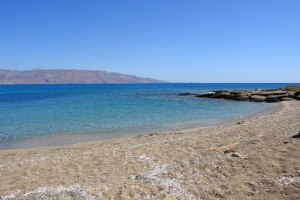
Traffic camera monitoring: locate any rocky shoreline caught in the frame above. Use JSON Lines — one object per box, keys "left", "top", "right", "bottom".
{"left": 179, "top": 87, "right": 300, "bottom": 103}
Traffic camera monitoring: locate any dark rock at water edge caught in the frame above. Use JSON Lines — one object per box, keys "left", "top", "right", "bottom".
{"left": 196, "top": 93, "right": 214, "bottom": 98}
{"left": 179, "top": 93, "right": 194, "bottom": 96}
{"left": 179, "top": 87, "right": 300, "bottom": 103}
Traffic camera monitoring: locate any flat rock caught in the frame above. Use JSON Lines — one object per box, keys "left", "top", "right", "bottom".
{"left": 233, "top": 94, "right": 249, "bottom": 101}
{"left": 210, "top": 93, "right": 227, "bottom": 98}
{"left": 230, "top": 90, "right": 246, "bottom": 95}
{"left": 252, "top": 90, "right": 287, "bottom": 96}
{"left": 223, "top": 94, "right": 236, "bottom": 100}
{"left": 281, "top": 97, "right": 293, "bottom": 101}
{"left": 265, "top": 97, "right": 280, "bottom": 103}
{"left": 287, "top": 91, "right": 295, "bottom": 97}
{"left": 267, "top": 94, "right": 288, "bottom": 99}
{"left": 250, "top": 95, "right": 267, "bottom": 102}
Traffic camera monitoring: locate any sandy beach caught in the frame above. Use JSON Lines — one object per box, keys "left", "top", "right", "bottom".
{"left": 1, "top": 100, "right": 300, "bottom": 199}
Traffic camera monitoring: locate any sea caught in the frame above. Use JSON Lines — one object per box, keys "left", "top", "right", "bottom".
{"left": 0, "top": 83, "right": 297, "bottom": 150}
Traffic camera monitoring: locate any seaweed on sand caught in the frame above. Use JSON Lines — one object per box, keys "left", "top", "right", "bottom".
{"left": 206, "top": 134, "right": 241, "bottom": 153}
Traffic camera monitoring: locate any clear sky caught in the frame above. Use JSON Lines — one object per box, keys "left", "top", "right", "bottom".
{"left": 0, "top": 0, "right": 299, "bottom": 83}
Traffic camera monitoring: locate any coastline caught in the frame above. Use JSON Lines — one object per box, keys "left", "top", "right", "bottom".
{"left": 1, "top": 101, "right": 300, "bottom": 199}
{"left": 1, "top": 102, "right": 275, "bottom": 150}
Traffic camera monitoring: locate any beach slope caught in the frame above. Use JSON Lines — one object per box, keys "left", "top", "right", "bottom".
{"left": 1, "top": 101, "right": 300, "bottom": 199}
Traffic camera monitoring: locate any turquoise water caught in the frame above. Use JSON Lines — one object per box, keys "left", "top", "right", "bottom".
{"left": 0, "top": 83, "right": 294, "bottom": 149}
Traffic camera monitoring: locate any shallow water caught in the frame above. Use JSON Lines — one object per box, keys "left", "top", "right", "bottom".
{"left": 0, "top": 83, "right": 291, "bottom": 149}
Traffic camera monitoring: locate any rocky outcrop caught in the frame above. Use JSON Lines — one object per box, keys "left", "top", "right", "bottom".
{"left": 179, "top": 88, "right": 300, "bottom": 103}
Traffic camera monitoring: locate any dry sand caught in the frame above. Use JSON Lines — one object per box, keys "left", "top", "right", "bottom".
{"left": 1, "top": 101, "right": 300, "bottom": 199}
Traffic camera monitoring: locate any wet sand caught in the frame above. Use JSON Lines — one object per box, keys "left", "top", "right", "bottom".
{"left": 1, "top": 101, "right": 300, "bottom": 199}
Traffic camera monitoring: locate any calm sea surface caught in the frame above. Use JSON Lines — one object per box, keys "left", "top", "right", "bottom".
{"left": 0, "top": 83, "right": 296, "bottom": 149}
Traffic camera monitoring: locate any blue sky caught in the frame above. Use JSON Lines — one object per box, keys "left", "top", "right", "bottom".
{"left": 0, "top": 0, "right": 299, "bottom": 83}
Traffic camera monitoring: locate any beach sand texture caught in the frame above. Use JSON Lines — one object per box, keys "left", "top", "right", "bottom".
{"left": 1, "top": 101, "right": 300, "bottom": 199}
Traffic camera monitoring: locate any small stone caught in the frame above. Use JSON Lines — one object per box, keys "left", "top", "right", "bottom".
{"left": 224, "top": 150, "right": 235, "bottom": 154}
{"left": 291, "top": 131, "right": 300, "bottom": 138}
{"left": 231, "top": 153, "right": 241, "bottom": 157}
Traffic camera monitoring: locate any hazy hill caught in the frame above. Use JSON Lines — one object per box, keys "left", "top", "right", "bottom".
{"left": 0, "top": 69, "right": 166, "bottom": 84}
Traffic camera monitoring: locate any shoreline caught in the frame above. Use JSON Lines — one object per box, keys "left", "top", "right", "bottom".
{"left": 1, "top": 101, "right": 300, "bottom": 199}
{"left": 1, "top": 103, "right": 275, "bottom": 150}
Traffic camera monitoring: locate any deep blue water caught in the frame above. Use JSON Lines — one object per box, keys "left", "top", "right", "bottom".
{"left": 0, "top": 83, "right": 298, "bottom": 149}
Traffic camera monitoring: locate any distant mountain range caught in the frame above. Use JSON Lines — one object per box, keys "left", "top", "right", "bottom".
{"left": 0, "top": 69, "right": 166, "bottom": 84}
